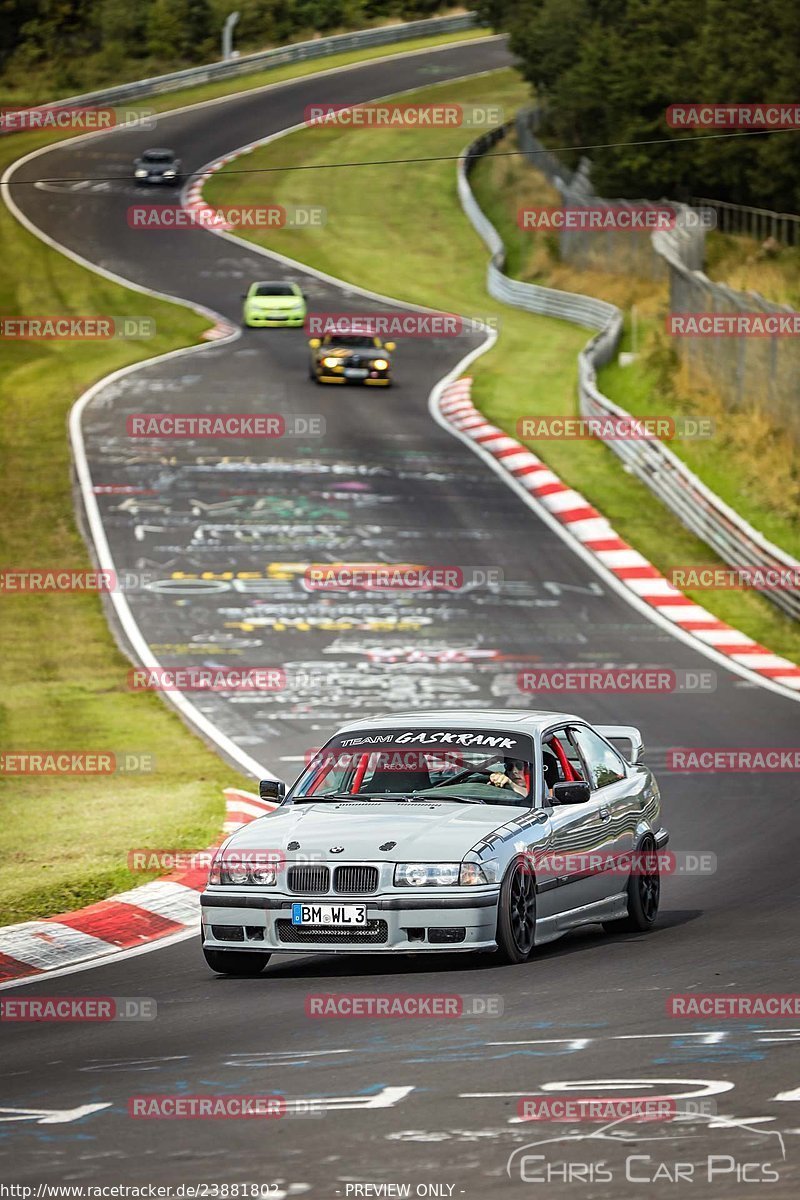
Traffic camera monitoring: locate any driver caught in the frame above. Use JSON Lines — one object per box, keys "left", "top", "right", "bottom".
{"left": 489, "top": 758, "right": 528, "bottom": 798}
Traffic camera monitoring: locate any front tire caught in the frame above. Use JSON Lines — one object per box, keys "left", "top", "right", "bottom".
{"left": 495, "top": 856, "right": 537, "bottom": 964}
{"left": 603, "top": 834, "right": 660, "bottom": 933}
{"left": 203, "top": 946, "right": 271, "bottom": 976}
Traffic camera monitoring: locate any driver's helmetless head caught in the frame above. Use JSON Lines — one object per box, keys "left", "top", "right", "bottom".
{"left": 505, "top": 759, "right": 526, "bottom": 779}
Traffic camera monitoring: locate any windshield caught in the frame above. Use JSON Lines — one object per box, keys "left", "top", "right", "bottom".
{"left": 325, "top": 335, "right": 378, "bottom": 348}
{"left": 254, "top": 283, "right": 295, "bottom": 296}
{"left": 290, "top": 728, "right": 536, "bottom": 807}
{"left": 142, "top": 150, "right": 174, "bottom": 163}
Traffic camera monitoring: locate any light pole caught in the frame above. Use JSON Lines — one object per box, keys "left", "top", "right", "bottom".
{"left": 222, "top": 11, "right": 240, "bottom": 62}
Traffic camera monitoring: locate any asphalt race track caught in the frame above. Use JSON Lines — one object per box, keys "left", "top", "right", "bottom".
{"left": 2, "top": 36, "right": 799, "bottom": 1198}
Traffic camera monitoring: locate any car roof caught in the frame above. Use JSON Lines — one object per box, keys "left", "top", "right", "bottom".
{"left": 252, "top": 279, "right": 298, "bottom": 287}
{"left": 334, "top": 709, "right": 585, "bottom": 735}
{"left": 143, "top": 148, "right": 175, "bottom": 155}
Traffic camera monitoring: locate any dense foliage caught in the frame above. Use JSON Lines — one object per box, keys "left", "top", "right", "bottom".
{"left": 478, "top": 0, "right": 800, "bottom": 211}
{"left": 1, "top": 0, "right": 452, "bottom": 97}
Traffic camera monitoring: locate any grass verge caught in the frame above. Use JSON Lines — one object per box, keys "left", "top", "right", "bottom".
{"left": 471, "top": 131, "right": 800, "bottom": 562}
{"left": 205, "top": 70, "right": 800, "bottom": 664}
{"left": 0, "top": 25, "right": 487, "bottom": 927}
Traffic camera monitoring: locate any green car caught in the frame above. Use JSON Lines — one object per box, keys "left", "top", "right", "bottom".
{"left": 242, "top": 280, "right": 307, "bottom": 328}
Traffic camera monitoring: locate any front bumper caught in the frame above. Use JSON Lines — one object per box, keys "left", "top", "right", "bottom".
{"left": 244, "top": 311, "right": 305, "bottom": 327}
{"left": 200, "top": 889, "right": 500, "bottom": 953}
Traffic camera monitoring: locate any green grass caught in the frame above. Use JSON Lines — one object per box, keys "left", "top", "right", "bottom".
{"left": 205, "top": 69, "right": 800, "bottom": 665}
{"left": 0, "top": 145, "right": 244, "bottom": 924}
{"left": 0, "top": 21, "right": 489, "bottom": 108}
{"left": 0, "top": 25, "right": 490, "bottom": 927}
{"left": 705, "top": 231, "right": 800, "bottom": 309}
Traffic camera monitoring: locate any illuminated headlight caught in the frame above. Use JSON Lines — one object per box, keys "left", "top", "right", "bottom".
{"left": 372, "top": 358, "right": 389, "bottom": 370}
{"left": 394, "top": 863, "right": 460, "bottom": 887}
{"left": 162, "top": 169, "right": 176, "bottom": 177}
{"left": 135, "top": 169, "right": 148, "bottom": 178}
{"left": 322, "top": 356, "right": 340, "bottom": 368}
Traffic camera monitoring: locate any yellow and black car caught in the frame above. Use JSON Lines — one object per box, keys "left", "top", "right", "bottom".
{"left": 308, "top": 333, "right": 395, "bottom": 386}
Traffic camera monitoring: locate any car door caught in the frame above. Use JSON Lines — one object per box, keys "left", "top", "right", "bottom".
{"left": 568, "top": 723, "right": 639, "bottom": 900}
{"left": 532, "top": 726, "right": 612, "bottom": 918}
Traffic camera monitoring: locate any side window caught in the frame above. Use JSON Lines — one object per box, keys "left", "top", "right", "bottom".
{"left": 570, "top": 727, "right": 627, "bottom": 790}
{"left": 543, "top": 728, "right": 585, "bottom": 793}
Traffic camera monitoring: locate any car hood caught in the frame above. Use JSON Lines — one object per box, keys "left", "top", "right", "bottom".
{"left": 225, "top": 801, "right": 519, "bottom": 861}
{"left": 138, "top": 163, "right": 176, "bottom": 174}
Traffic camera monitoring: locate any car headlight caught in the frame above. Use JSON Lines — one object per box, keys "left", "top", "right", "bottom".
{"left": 394, "top": 863, "right": 460, "bottom": 887}
{"left": 249, "top": 866, "right": 278, "bottom": 885}
{"left": 372, "top": 358, "right": 389, "bottom": 370}
{"left": 207, "top": 850, "right": 277, "bottom": 887}
{"left": 135, "top": 169, "right": 148, "bottom": 178}
{"left": 163, "top": 169, "right": 176, "bottom": 177}
{"left": 322, "top": 356, "right": 340, "bottom": 368}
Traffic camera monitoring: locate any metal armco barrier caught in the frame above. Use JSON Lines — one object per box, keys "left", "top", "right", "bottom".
{"left": 6, "top": 14, "right": 480, "bottom": 115}
{"left": 516, "top": 108, "right": 798, "bottom": 438}
{"left": 458, "top": 125, "right": 800, "bottom": 621}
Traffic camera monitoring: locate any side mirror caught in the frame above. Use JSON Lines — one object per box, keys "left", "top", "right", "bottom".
{"left": 259, "top": 779, "right": 286, "bottom": 803}
{"left": 308, "top": 337, "right": 321, "bottom": 348}
{"left": 384, "top": 341, "right": 396, "bottom": 351}
{"left": 552, "top": 781, "right": 591, "bottom": 805}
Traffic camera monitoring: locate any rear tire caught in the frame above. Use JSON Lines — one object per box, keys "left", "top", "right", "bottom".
{"left": 603, "top": 834, "right": 660, "bottom": 933}
{"left": 203, "top": 946, "right": 271, "bottom": 976}
{"left": 495, "top": 856, "right": 536, "bottom": 964}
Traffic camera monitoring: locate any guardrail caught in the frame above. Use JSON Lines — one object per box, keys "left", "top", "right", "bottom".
{"left": 8, "top": 13, "right": 481, "bottom": 113}
{"left": 457, "top": 124, "right": 800, "bottom": 620}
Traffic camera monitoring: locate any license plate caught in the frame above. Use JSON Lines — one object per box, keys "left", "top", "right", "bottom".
{"left": 291, "top": 903, "right": 367, "bottom": 926}
{"left": 344, "top": 367, "right": 368, "bottom": 379}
